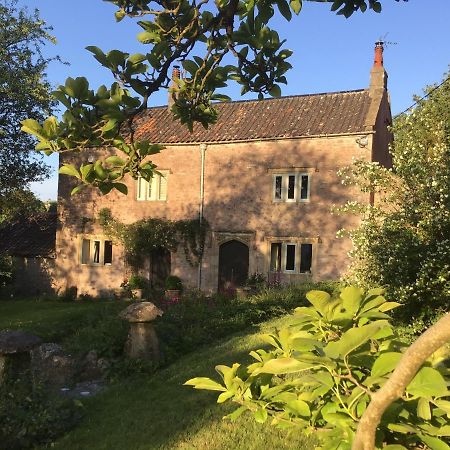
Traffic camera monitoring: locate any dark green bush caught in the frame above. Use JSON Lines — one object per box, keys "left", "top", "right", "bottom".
{"left": 164, "top": 275, "right": 183, "bottom": 291}
{"left": 0, "top": 378, "right": 83, "bottom": 449}
{"left": 128, "top": 274, "right": 149, "bottom": 290}
{"left": 0, "top": 253, "right": 13, "bottom": 288}
{"left": 63, "top": 311, "right": 128, "bottom": 358}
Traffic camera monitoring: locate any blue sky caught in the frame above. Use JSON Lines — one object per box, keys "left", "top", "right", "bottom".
{"left": 23, "top": 0, "right": 450, "bottom": 200}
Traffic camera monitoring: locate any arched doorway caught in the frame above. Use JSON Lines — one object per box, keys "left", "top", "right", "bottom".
{"left": 218, "top": 240, "right": 249, "bottom": 291}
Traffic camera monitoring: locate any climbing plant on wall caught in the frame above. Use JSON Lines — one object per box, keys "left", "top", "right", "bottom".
{"left": 98, "top": 208, "right": 208, "bottom": 269}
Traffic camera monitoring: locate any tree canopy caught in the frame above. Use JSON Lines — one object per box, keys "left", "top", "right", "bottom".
{"left": 0, "top": 0, "right": 55, "bottom": 197}
{"left": 22, "top": 0, "right": 406, "bottom": 196}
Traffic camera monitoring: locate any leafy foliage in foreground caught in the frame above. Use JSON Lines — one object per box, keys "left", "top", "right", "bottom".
{"left": 186, "top": 287, "right": 450, "bottom": 449}
{"left": 20, "top": 0, "right": 407, "bottom": 195}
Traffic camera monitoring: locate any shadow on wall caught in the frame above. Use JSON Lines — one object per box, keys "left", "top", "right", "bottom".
{"left": 10, "top": 256, "right": 56, "bottom": 297}
{"left": 56, "top": 138, "right": 367, "bottom": 294}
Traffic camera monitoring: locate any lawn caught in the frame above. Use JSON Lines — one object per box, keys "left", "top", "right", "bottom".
{"left": 0, "top": 288, "right": 333, "bottom": 449}
{"left": 48, "top": 315, "right": 315, "bottom": 450}
{"left": 0, "top": 298, "right": 126, "bottom": 344}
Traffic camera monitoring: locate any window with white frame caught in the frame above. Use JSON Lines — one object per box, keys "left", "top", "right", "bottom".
{"left": 272, "top": 173, "right": 310, "bottom": 202}
{"left": 270, "top": 242, "right": 312, "bottom": 274}
{"left": 137, "top": 171, "right": 168, "bottom": 201}
{"left": 81, "top": 238, "right": 113, "bottom": 265}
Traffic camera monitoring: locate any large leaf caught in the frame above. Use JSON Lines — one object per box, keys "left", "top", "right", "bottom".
{"left": 286, "top": 399, "right": 310, "bottom": 417}
{"left": 407, "top": 367, "right": 448, "bottom": 398}
{"left": 418, "top": 434, "right": 450, "bottom": 450}
{"left": 305, "top": 290, "right": 330, "bottom": 315}
{"left": 59, "top": 164, "right": 80, "bottom": 179}
{"left": 184, "top": 377, "right": 226, "bottom": 392}
{"left": 324, "top": 321, "right": 388, "bottom": 359}
{"left": 371, "top": 352, "right": 402, "bottom": 377}
{"left": 340, "top": 285, "right": 364, "bottom": 314}
{"left": 256, "top": 357, "right": 315, "bottom": 375}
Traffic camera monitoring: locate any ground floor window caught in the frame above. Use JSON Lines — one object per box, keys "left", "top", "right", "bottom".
{"left": 270, "top": 242, "right": 312, "bottom": 274}
{"left": 81, "top": 238, "right": 113, "bottom": 265}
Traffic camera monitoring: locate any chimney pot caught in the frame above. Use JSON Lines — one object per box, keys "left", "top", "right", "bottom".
{"left": 168, "top": 65, "right": 181, "bottom": 109}
{"left": 374, "top": 41, "right": 384, "bottom": 68}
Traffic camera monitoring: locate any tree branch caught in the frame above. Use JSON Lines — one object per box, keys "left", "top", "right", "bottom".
{"left": 352, "top": 313, "right": 450, "bottom": 450}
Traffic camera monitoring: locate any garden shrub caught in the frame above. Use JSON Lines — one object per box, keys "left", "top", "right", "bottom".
{"left": 0, "top": 253, "right": 13, "bottom": 288}
{"left": 0, "top": 377, "right": 83, "bottom": 449}
{"left": 186, "top": 286, "right": 450, "bottom": 449}
{"left": 63, "top": 310, "right": 128, "bottom": 358}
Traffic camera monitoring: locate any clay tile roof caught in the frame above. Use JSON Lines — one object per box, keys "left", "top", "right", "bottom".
{"left": 0, "top": 212, "right": 56, "bottom": 258}
{"left": 135, "top": 89, "right": 371, "bottom": 144}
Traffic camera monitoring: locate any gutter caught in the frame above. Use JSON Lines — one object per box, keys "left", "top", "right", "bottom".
{"left": 154, "top": 130, "right": 376, "bottom": 147}
{"left": 198, "top": 143, "right": 207, "bottom": 290}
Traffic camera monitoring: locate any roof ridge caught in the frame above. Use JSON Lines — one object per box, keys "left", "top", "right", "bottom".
{"left": 145, "top": 88, "right": 369, "bottom": 110}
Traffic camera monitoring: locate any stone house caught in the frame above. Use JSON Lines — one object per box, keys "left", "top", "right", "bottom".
{"left": 0, "top": 212, "right": 57, "bottom": 296}
{"left": 54, "top": 43, "right": 392, "bottom": 297}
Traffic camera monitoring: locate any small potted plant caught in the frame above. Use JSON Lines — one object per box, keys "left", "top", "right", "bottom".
{"left": 164, "top": 275, "right": 183, "bottom": 301}
{"left": 128, "top": 275, "right": 149, "bottom": 300}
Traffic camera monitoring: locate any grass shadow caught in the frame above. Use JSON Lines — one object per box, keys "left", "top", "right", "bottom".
{"left": 49, "top": 316, "right": 314, "bottom": 450}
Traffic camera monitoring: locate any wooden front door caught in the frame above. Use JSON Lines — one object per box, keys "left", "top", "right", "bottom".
{"left": 218, "top": 240, "right": 249, "bottom": 291}
{"left": 149, "top": 248, "right": 171, "bottom": 288}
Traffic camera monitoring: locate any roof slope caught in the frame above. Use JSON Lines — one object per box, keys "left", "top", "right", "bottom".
{"left": 0, "top": 212, "right": 56, "bottom": 258}
{"left": 136, "top": 89, "right": 371, "bottom": 144}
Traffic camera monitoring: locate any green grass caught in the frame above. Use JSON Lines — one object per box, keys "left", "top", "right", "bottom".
{"left": 47, "top": 316, "right": 315, "bottom": 450}
{"left": 0, "top": 298, "right": 125, "bottom": 342}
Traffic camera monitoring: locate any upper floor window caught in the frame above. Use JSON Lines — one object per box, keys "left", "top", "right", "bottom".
{"left": 137, "top": 171, "right": 168, "bottom": 201}
{"left": 273, "top": 173, "right": 310, "bottom": 202}
{"left": 81, "top": 238, "right": 113, "bottom": 265}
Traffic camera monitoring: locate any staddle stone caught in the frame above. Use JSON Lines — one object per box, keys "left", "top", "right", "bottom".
{"left": 119, "top": 302, "right": 163, "bottom": 361}
{"left": 0, "top": 330, "right": 42, "bottom": 384}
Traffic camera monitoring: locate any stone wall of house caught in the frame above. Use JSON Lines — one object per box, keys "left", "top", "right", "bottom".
{"left": 55, "top": 126, "right": 389, "bottom": 295}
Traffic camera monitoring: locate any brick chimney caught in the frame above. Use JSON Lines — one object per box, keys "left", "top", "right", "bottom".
{"left": 168, "top": 65, "right": 181, "bottom": 110}
{"left": 369, "top": 41, "right": 388, "bottom": 92}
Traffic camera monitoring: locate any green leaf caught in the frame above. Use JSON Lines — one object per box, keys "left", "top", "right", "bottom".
{"left": 115, "top": 9, "right": 126, "bottom": 22}
{"left": 21, "top": 119, "right": 46, "bottom": 140}
{"left": 70, "top": 185, "right": 85, "bottom": 196}
{"left": 383, "top": 446, "right": 407, "bottom": 450}
{"left": 184, "top": 377, "right": 226, "bottom": 392}
{"left": 418, "top": 434, "right": 450, "bottom": 450}
{"left": 182, "top": 60, "right": 198, "bottom": 76}
{"left": 289, "top": 0, "right": 302, "bottom": 15}
{"left": 417, "top": 397, "right": 431, "bottom": 420}
{"left": 224, "top": 406, "right": 247, "bottom": 421}
{"left": 371, "top": 1, "right": 382, "bottom": 13}
{"left": 371, "top": 352, "right": 402, "bottom": 377}
{"left": 113, "top": 183, "right": 128, "bottom": 195}
{"left": 379, "top": 302, "right": 402, "bottom": 312}
{"left": 268, "top": 85, "right": 281, "bottom": 97}
{"left": 254, "top": 408, "right": 268, "bottom": 423}
{"left": 340, "top": 285, "right": 364, "bottom": 314}
{"left": 80, "top": 164, "right": 94, "bottom": 180}
{"left": 407, "top": 367, "right": 448, "bottom": 398}
{"left": 286, "top": 399, "right": 310, "bottom": 417}
{"left": 277, "top": 0, "right": 292, "bottom": 20}
{"left": 324, "top": 321, "right": 388, "bottom": 359}
{"left": 128, "top": 53, "right": 147, "bottom": 65}
{"left": 105, "top": 156, "right": 126, "bottom": 166}
{"left": 256, "top": 357, "right": 315, "bottom": 375}
{"left": 217, "top": 391, "right": 234, "bottom": 403}
{"left": 59, "top": 164, "right": 80, "bottom": 179}
{"left": 305, "top": 290, "right": 330, "bottom": 314}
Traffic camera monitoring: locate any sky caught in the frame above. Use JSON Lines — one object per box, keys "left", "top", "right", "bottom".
{"left": 21, "top": 0, "right": 450, "bottom": 200}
